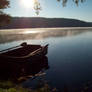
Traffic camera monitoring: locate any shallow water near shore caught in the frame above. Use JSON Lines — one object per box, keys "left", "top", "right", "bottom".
{"left": 0, "top": 27, "right": 92, "bottom": 91}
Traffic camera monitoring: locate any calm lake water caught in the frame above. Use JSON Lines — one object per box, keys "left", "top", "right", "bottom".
{"left": 0, "top": 27, "right": 92, "bottom": 92}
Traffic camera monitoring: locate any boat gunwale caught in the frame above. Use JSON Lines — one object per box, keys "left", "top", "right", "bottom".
{"left": 0, "top": 44, "right": 49, "bottom": 60}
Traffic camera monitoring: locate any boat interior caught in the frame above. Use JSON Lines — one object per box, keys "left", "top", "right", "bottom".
{"left": 1, "top": 45, "right": 42, "bottom": 57}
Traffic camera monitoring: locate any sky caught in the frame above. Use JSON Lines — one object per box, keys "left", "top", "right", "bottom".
{"left": 4, "top": 0, "right": 92, "bottom": 22}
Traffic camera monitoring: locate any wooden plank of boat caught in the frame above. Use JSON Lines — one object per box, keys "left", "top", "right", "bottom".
{"left": 0, "top": 42, "right": 49, "bottom": 62}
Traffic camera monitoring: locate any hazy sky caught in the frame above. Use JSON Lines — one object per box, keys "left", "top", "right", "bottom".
{"left": 4, "top": 0, "right": 92, "bottom": 22}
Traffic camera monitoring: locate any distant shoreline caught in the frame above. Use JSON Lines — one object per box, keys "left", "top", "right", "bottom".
{"left": 0, "top": 17, "right": 92, "bottom": 29}
{"left": 0, "top": 27, "right": 92, "bottom": 31}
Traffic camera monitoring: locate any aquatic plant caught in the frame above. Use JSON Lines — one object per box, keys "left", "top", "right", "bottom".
{"left": 0, "top": 81, "right": 57, "bottom": 92}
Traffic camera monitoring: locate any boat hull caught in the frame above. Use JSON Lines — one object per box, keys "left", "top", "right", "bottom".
{"left": 0, "top": 56, "right": 49, "bottom": 82}
{"left": 0, "top": 43, "right": 49, "bottom": 63}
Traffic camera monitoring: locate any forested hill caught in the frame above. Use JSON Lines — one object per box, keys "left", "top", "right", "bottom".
{"left": 0, "top": 17, "right": 92, "bottom": 29}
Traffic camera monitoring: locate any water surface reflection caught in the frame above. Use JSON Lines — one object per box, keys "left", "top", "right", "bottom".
{"left": 0, "top": 56, "right": 49, "bottom": 82}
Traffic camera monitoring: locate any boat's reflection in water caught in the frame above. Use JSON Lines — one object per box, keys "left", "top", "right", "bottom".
{"left": 0, "top": 56, "right": 49, "bottom": 82}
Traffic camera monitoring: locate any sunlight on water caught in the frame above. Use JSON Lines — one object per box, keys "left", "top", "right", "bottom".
{"left": 21, "top": 30, "right": 45, "bottom": 34}
{"left": 0, "top": 28, "right": 92, "bottom": 44}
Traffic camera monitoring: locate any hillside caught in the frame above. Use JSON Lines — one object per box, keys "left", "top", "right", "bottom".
{"left": 0, "top": 17, "right": 92, "bottom": 29}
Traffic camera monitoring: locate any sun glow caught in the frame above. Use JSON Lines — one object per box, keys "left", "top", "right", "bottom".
{"left": 22, "top": 30, "right": 45, "bottom": 34}
{"left": 22, "top": 0, "right": 34, "bottom": 9}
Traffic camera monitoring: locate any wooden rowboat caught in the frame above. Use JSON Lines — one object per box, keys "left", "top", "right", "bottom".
{"left": 0, "top": 42, "right": 49, "bottom": 62}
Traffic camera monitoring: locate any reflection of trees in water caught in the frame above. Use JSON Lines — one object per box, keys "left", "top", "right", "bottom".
{"left": 0, "top": 29, "right": 88, "bottom": 44}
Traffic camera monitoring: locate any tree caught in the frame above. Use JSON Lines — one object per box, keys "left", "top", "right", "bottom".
{"left": 0, "top": 0, "right": 11, "bottom": 26}
{"left": 34, "top": 0, "right": 86, "bottom": 14}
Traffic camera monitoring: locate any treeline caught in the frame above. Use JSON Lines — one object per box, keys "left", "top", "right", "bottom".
{"left": 0, "top": 17, "right": 92, "bottom": 29}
